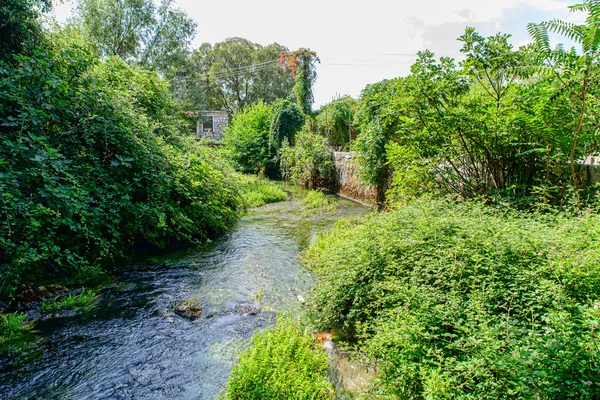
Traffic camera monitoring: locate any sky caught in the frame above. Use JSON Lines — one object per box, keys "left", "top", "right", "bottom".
{"left": 53, "top": 0, "right": 581, "bottom": 107}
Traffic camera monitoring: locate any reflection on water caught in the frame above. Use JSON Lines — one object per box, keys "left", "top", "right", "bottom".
{"left": 0, "top": 184, "right": 368, "bottom": 400}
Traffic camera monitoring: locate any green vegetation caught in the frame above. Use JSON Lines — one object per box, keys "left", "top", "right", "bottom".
{"left": 280, "top": 129, "right": 334, "bottom": 188}
{"left": 41, "top": 289, "right": 97, "bottom": 314}
{"left": 223, "top": 102, "right": 273, "bottom": 174}
{"left": 303, "top": 198, "right": 600, "bottom": 398}
{"left": 181, "top": 38, "right": 295, "bottom": 114}
{"left": 315, "top": 95, "right": 357, "bottom": 149}
{"left": 224, "top": 317, "right": 333, "bottom": 400}
{"left": 269, "top": 99, "right": 304, "bottom": 150}
{"left": 0, "top": 1, "right": 240, "bottom": 298}
{"left": 0, "top": 312, "right": 33, "bottom": 354}
{"left": 279, "top": 49, "right": 320, "bottom": 116}
{"left": 303, "top": 190, "right": 338, "bottom": 214}
{"left": 237, "top": 175, "right": 287, "bottom": 208}
{"left": 75, "top": 0, "right": 196, "bottom": 75}
{"left": 290, "top": 1, "right": 599, "bottom": 207}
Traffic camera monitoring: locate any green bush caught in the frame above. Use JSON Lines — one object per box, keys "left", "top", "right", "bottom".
{"left": 223, "top": 102, "right": 273, "bottom": 174}
{"left": 269, "top": 99, "right": 304, "bottom": 151}
{"left": 225, "top": 316, "right": 334, "bottom": 400}
{"left": 280, "top": 129, "right": 334, "bottom": 188}
{"left": 236, "top": 174, "right": 287, "bottom": 208}
{"left": 303, "top": 199, "right": 600, "bottom": 399}
{"left": 0, "top": 40, "right": 240, "bottom": 297}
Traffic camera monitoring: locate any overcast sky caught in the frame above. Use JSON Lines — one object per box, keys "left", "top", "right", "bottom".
{"left": 53, "top": 0, "right": 580, "bottom": 107}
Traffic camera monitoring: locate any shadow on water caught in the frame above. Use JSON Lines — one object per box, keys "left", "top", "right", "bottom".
{"left": 0, "top": 183, "right": 369, "bottom": 400}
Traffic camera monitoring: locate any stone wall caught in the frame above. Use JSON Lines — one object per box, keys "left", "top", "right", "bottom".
{"left": 198, "top": 110, "right": 228, "bottom": 141}
{"left": 583, "top": 165, "right": 600, "bottom": 186}
{"left": 332, "top": 152, "right": 377, "bottom": 206}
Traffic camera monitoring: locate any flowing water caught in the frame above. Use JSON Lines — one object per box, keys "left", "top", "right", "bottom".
{"left": 0, "top": 184, "right": 368, "bottom": 400}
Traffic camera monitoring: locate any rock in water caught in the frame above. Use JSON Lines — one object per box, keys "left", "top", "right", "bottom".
{"left": 174, "top": 304, "right": 202, "bottom": 320}
{"left": 297, "top": 295, "right": 306, "bottom": 304}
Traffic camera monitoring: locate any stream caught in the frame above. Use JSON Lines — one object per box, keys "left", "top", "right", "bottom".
{"left": 0, "top": 184, "right": 368, "bottom": 400}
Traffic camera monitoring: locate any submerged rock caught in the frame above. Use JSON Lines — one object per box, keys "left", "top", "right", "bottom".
{"left": 234, "top": 304, "right": 259, "bottom": 316}
{"left": 317, "top": 332, "right": 377, "bottom": 397}
{"left": 174, "top": 304, "right": 202, "bottom": 320}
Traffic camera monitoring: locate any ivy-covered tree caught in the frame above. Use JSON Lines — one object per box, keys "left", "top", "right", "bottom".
{"left": 316, "top": 96, "right": 357, "bottom": 148}
{"left": 269, "top": 99, "right": 304, "bottom": 151}
{"left": 279, "top": 48, "right": 320, "bottom": 116}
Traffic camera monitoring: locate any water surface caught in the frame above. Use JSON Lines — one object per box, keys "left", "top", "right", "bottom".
{"left": 0, "top": 184, "right": 368, "bottom": 400}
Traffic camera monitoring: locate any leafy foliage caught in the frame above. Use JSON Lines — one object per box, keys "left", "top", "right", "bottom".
{"left": 269, "top": 99, "right": 304, "bottom": 151}
{"left": 0, "top": 0, "right": 50, "bottom": 60}
{"left": 225, "top": 316, "right": 333, "bottom": 400}
{"left": 0, "top": 311, "right": 33, "bottom": 354}
{"left": 302, "top": 190, "right": 338, "bottom": 214}
{"left": 528, "top": 0, "right": 600, "bottom": 190}
{"left": 303, "top": 198, "right": 600, "bottom": 398}
{"left": 178, "top": 39, "right": 295, "bottom": 114}
{"left": 315, "top": 96, "right": 357, "bottom": 149}
{"left": 0, "top": 38, "right": 240, "bottom": 296}
{"left": 223, "top": 102, "right": 273, "bottom": 174}
{"left": 280, "top": 129, "right": 334, "bottom": 188}
{"left": 75, "top": 0, "right": 196, "bottom": 74}
{"left": 353, "top": 12, "right": 600, "bottom": 205}
{"left": 279, "top": 49, "right": 320, "bottom": 116}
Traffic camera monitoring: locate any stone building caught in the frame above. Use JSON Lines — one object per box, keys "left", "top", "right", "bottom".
{"left": 195, "top": 110, "right": 228, "bottom": 141}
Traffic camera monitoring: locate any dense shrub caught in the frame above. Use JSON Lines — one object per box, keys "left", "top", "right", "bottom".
{"left": 225, "top": 317, "right": 333, "bottom": 400}
{"left": 223, "top": 102, "right": 273, "bottom": 174}
{"left": 269, "top": 99, "right": 304, "bottom": 151}
{"left": 315, "top": 96, "right": 357, "bottom": 149}
{"left": 0, "top": 41, "right": 240, "bottom": 296}
{"left": 0, "top": 0, "right": 49, "bottom": 60}
{"left": 303, "top": 199, "right": 600, "bottom": 398}
{"left": 280, "top": 129, "right": 334, "bottom": 188}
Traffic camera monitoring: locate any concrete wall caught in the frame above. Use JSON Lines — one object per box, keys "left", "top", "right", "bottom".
{"left": 332, "top": 152, "right": 378, "bottom": 206}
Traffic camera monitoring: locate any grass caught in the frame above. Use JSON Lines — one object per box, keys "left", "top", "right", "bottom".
{"left": 303, "top": 198, "right": 600, "bottom": 399}
{"left": 303, "top": 190, "right": 338, "bottom": 214}
{"left": 237, "top": 174, "right": 287, "bottom": 208}
{"left": 41, "top": 288, "right": 97, "bottom": 314}
{"left": 224, "top": 316, "right": 334, "bottom": 399}
{"left": 0, "top": 312, "right": 34, "bottom": 354}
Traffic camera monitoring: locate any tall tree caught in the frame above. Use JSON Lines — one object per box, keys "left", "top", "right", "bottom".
{"left": 180, "top": 38, "right": 295, "bottom": 113}
{"left": 0, "top": 0, "right": 50, "bottom": 60}
{"left": 75, "top": 0, "right": 195, "bottom": 74}
{"left": 528, "top": 0, "right": 600, "bottom": 189}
